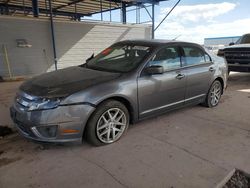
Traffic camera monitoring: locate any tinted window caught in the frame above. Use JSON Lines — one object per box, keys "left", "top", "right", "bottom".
{"left": 86, "top": 44, "right": 151, "bottom": 73}
{"left": 148, "top": 47, "right": 180, "bottom": 71}
{"left": 204, "top": 53, "right": 211, "bottom": 62}
{"left": 183, "top": 46, "right": 206, "bottom": 66}
{"left": 236, "top": 34, "right": 250, "bottom": 44}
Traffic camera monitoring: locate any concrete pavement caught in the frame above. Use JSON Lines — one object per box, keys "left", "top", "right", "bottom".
{"left": 0, "top": 72, "right": 250, "bottom": 188}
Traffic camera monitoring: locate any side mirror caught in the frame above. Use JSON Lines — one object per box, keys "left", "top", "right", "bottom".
{"left": 144, "top": 65, "right": 164, "bottom": 75}
{"left": 229, "top": 42, "right": 235, "bottom": 46}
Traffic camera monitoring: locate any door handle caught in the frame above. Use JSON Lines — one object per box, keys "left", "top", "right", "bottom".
{"left": 176, "top": 73, "right": 185, "bottom": 80}
{"left": 209, "top": 67, "right": 215, "bottom": 72}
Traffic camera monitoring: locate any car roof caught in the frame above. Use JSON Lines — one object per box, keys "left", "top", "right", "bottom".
{"left": 116, "top": 39, "right": 202, "bottom": 48}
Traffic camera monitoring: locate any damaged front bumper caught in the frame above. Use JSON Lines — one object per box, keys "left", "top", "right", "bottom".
{"left": 10, "top": 102, "right": 95, "bottom": 143}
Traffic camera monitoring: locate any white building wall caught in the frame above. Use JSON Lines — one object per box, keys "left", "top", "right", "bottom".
{"left": 0, "top": 16, "right": 151, "bottom": 77}
{"left": 204, "top": 36, "right": 240, "bottom": 46}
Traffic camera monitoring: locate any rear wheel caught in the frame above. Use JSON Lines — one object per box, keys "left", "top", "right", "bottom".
{"left": 85, "top": 100, "right": 129, "bottom": 146}
{"left": 203, "top": 80, "right": 222, "bottom": 108}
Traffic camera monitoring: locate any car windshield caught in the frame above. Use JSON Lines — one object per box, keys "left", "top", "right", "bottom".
{"left": 236, "top": 34, "right": 250, "bottom": 44}
{"left": 85, "top": 44, "right": 151, "bottom": 73}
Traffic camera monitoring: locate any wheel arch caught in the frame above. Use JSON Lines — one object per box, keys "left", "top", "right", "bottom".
{"left": 98, "top": 96, "right": 135, "bottom": 124}
{"left": 83, "top": 96, "right": 136, "bottom": 137}
{"left": 214, "top": 77, "right": 224, "bottom": 94}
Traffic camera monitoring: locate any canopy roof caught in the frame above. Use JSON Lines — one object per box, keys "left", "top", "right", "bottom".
{"left": 0, "top": 0, "right": 167, "bottom": 18}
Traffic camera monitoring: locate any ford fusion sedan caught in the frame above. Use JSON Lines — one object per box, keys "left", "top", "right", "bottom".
{"left": 10, "top": 40, "right": 228, "bottom": 146}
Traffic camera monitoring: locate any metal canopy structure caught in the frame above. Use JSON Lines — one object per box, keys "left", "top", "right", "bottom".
{"left": 0, "top": 0, "right": 166, "bottom": 19}
{"left": 0, "top": 0, "right": 180, "bottom": 70}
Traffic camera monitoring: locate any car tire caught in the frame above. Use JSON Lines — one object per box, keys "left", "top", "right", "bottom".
{"left": 85, "top": 100, "right": 129, "bottom": 146}
{"left": 203, "top": 80, "right": 222, "bottom": 108}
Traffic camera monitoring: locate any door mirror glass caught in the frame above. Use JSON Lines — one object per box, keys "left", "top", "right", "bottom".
{"left": 144, "top": 65, "right": 164, "bottom": 75}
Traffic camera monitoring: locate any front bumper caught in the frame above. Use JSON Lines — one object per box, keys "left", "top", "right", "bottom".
{"left": 228, "top": 63, "right": 250, "bottom": 72}
{"left": 10, "top": 103, "right": 95, "bottom": 143}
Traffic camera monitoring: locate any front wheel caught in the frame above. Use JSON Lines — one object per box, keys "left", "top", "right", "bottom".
{"left": 203, "top": 80, "right": 222, "bottom": 108}
{"left": 85, "top": 100, "right": 129, "bottom": 146}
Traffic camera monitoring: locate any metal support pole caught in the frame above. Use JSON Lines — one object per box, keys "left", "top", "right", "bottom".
{"left": 142, "top": 4, "right": 152, "bottom": 19}
{"left": 74, "top": 3, "right": 79, "bottom": 21}
{"left": 154, "top": 0, "right": 181, "bottom": 32}
{"left": 109, "top": 0, "right": 112, "bottom": 22}
{"left": 48, "top": 0, "right": 58, "bottom": 70}
{"left": 138, "top": 6, "right": 140, "bottom": 24}
{"left": 151, "top": 3, "right": 155, "bottom": 39}
{"left": 136, "top": 5, "right": 139, "bottom": 24}
{"left": 44, "top": 0, "right": 47, "bottom": 16}
{"left": 32, "top": 0, "right": 39, "bottom": 17}
{"left": 5, "top": 3, "right": 9, "bottom": 15}
{"left": 100, "top": 0, "right": 103, "bottom": 21}
{"left": 121, "top": 2, "right": 126, "bottom": 24}
{"left": 22, "top": 0, "right": 25, "bottom": 14}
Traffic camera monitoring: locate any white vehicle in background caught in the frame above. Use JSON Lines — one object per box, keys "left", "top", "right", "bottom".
{"left": 217, "top": 33, "right": 250, "bottom": 73}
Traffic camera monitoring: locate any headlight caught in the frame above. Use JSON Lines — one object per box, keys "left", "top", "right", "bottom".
{"left": 28, "top": 98, "right": 61, "bottom": 111}
{"left": 217, "top": 49, "right": 225, "bottom": 57}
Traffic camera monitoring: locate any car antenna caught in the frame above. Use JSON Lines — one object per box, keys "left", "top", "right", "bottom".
{"left": 172, "top": 35, "right": 181, "bottom": 40}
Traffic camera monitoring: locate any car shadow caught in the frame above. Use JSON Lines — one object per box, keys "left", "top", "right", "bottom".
{"left": 228, "top": 72, "right": 250, "bottom": 86}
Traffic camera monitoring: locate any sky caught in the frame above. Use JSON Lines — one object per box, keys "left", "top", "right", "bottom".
{"left": 84, "top": 0, "right": 250, "bottom": 44}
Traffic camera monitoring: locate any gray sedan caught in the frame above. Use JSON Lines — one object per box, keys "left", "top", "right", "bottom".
{"left": 10, "top": 40, "right": 228, "bottom": 146}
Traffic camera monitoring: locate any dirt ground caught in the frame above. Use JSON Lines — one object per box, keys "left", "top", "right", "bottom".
{"left": 0, "top": 81, "right": 21, "bottom": 128}
{"left": 0, "top": 72, "right": 250, "bottom": 188}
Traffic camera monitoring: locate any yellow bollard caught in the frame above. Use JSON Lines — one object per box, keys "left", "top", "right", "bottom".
{"left": 2, "top": 45, "right": 13, "bottom": 79}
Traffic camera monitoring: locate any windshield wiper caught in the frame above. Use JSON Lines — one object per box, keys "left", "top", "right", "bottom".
{"left": 79, "top": 53, "right": 95, "bottom": 67}
{"left": 86, "top": 53, "right": 94, "bottom": 62}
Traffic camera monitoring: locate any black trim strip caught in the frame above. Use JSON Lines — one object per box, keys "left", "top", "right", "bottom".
{"left": 59, "top": 102, "right": 96, "bottom": 108}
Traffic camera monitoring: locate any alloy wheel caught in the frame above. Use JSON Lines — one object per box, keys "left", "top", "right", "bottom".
{"left": 96, "top": 108, "right": 127, "bottom": 144}
{"left": 210, "top": 82, "right": 222, "bottom": 106}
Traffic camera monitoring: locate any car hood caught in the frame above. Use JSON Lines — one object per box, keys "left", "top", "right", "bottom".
{"left": 20, "top": 66, "right": 121, "bottom": 98}
{"left": 223, "top": 44, "right": 250, "bottom": 49}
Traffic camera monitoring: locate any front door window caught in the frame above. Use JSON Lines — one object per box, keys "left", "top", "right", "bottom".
{"left": 148, "top": 47, "right": 181, "bottom": 71}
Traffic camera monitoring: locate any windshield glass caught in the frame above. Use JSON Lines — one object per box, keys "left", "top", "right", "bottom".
{"left": 86, "top": 44, "right": 151, "bottom": 73}
{"left": 236, "top": 34, "right": 250, "bottom": 44}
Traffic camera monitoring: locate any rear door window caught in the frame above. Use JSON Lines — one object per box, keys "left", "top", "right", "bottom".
{"left": 182, "top": 46, "right": 206, "bottom": 66}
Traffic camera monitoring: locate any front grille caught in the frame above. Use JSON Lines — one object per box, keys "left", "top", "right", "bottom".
{"left": 10, "top": 108, "right": 34, "bottom": 136}
{"left": 224, "top": 49, "right": 250, "bottom": 64}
